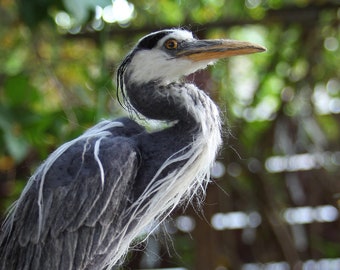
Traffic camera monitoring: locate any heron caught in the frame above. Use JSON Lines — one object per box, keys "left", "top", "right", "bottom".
{"left": 0, "top": 29, "right": 265, "bottom": 269}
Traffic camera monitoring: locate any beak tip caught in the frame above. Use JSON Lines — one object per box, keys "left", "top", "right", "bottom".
{"left": 258, "top": 45, "right": 267, "bottom": 52}
{"left": 248, "top": 43, "right": 266, "bottom": 54}
{"left": 246, "top": 44, "right": 266, "bottom": 56}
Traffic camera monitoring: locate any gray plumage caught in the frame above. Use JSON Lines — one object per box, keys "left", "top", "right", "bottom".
{"left": 1, "top": 120, "right": 142, "bottom": 269}
{"left": 0, "top": 29, "right": 265, "bottom": 269}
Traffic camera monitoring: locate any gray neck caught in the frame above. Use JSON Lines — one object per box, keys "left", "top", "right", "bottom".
{"left": 125, "top": 80, "right": 197, "bottom": 125}
{"left": 124, "top": 77, "right": 222, "bottom": 199}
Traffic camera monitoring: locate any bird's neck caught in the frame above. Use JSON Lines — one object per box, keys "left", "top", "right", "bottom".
{"left": 125, "top": 80, "right": 220, "bottom": 128}
{"left": 124, "top": 78, "right": 222, "bottom": 221}
{"left": 125, "top": 78, "right": 222, "bottom": 174}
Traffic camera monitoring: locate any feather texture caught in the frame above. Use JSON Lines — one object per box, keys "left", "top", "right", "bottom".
{"left": 0, "top": 120, "right": 142, "bottom": 269}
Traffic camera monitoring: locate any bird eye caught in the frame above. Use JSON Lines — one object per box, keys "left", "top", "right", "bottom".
{"left": 164, "top": 39, "right": 178, "bottom": 50}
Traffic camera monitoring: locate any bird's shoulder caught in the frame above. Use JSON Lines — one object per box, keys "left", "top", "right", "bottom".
{"left": 42, "top": 118, "right": 144, "bottom": 189}
{"left": 0, "top": 119, "right": 145, "bottom": 268}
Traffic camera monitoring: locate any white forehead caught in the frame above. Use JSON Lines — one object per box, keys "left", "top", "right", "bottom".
{"left": 157, "top": 29, "right": 195, "bottom": 46}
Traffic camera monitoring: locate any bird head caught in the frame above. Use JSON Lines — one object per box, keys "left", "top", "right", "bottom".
{"left": 118, "top": 29, "right": 266, "bottom": 86}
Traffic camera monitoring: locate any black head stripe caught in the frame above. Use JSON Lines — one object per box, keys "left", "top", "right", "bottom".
{"left": 137, "top": 30, "right": 173, "bottom": 50}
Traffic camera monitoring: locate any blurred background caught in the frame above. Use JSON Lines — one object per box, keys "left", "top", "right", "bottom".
{"left": 1, "top": 0, "right": 340, "bottom": 269}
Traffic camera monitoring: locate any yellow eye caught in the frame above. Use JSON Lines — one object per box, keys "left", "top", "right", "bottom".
{"left": 164, "top": 39, "right": 178, "bottom": 50}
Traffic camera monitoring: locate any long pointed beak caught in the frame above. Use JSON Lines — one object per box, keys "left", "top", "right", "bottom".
{"left": 176, "top": 39, "right": 266, "bottom": 61}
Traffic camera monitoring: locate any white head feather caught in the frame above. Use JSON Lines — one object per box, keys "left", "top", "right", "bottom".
{"left": 127, "top": 29, "right": 216, "bottom": 84}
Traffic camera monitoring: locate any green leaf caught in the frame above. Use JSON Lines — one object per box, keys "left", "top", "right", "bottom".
{"left": 4, "top": 74, "right": 40, "bottom": 107}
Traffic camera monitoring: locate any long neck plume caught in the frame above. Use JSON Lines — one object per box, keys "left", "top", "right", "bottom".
{"left": 108, "top": 73, "right": 222, "bottom": 267}
{"left": 122, "top": 69, "right": 223, "bottom": 199}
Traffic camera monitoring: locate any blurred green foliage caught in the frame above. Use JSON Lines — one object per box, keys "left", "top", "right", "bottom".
{"left": 1, "top": 0, "right": 340, "bottom": 269}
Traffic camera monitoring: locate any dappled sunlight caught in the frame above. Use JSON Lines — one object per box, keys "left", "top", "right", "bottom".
{"left": 265, "top": 152, "right": 340, "bottom": 173}
{"left": 54, "top": 0, "right": 135, "bottom": 31}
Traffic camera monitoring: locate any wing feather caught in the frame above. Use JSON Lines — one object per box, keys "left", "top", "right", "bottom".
{"left": 0, "top": 120, "right": 141, "bottom": 270}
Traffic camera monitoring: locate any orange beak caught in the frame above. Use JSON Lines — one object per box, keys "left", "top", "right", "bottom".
{"left": 176, "top": 39, "right": 266, "bottom": 61}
